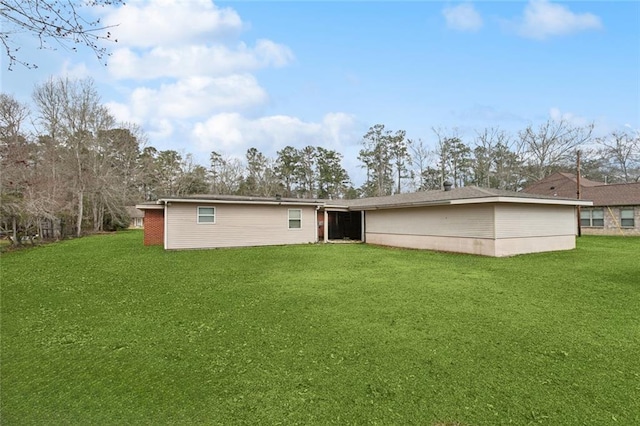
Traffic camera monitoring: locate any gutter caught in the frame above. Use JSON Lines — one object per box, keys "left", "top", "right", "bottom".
{"left": 157, "top": 198, "right": 324, "bottom": 207}
{"left": 162, "top": 199, "right": 168, "bottom": 249}
{"left": 350, "top": 197, "right": 593, "bottom": 211}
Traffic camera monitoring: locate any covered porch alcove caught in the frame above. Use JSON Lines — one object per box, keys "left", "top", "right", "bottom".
{"left": 318, "top": 208, "right": 363, "bottom": 242}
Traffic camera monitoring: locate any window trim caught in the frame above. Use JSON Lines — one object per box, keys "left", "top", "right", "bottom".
{"left": 288, "top": 208, "right": 302, "bottom": 230}
{"left": 197, "top": 206, "right": 216, "bottom": 224}
{"left": 580, "top": 208, "right": 604, "bottom": 227}
{"left": 620, "top": 208, "right": 635, "bottom": 228}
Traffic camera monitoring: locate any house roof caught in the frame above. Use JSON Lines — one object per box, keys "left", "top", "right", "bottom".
{"left": 582, "top": 183, "right": 640, "bottom": 206}
{"left": 523, "top": 172, "right": 640, "bottom": 206}
{"left": 557, "top": 172, "right": 603, "bottom": 187}
{"left": 137, "top": 194, "right": 326, "bottom": 209}
{"left": 135, "top": 186, "right": 591, "bottom": 211}
{"left": 341, "top": 186, "right": 591, "bottom": 210}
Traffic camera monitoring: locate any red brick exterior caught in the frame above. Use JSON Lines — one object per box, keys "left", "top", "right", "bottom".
{"left": 144, "top": 209, "right": 164, "bottom": 246}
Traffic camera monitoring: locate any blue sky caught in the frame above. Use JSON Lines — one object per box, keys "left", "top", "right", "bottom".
{"left": 2, "top": 1, "right": 639, "bottom": 185}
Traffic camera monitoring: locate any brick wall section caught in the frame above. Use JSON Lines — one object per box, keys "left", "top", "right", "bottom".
{"left": 581, "top": 206, "right": 640, "bottom": 236}
{"left": 144, "top": 209, "right": 165, "bottom": 246}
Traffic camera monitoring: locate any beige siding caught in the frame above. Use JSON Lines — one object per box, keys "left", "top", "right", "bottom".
{"left": 365, "top": 203, "right": 579, "bottom": 256}
{"left": 366, "top": 204, "right": 495, "bottom": 238}
{"left": 494, "top": 235, "right": 576, "bottom": 257}
{"left": 366, "top": 233, "right": 497, "bottom": 256}
{"left": 166, "top": 203, "right": 317, "bottom": 249}
{"left": 494, "top": 204, "right": 576, "bottom": 239}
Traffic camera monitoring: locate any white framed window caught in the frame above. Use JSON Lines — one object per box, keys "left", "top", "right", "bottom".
{"left": 620, "top": 208, "right": 635, "bottom": 228}
{"left": 580, "top": 208, "right": 604, "bottom": 227}
{"left": 288, "top": 209, "right": 302, "bottom": 229}
{"left": 197, "top": 206, "right": 216, "bottom": 224}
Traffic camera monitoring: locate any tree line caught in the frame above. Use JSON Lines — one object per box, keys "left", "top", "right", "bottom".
{"left": 360, "top": 122, "right": 638, "bottom": 197}
{"left": 2, "top": 77, "right": 638, "bottom": 244}
{"left": 0, "top": 77, "right": 353, "bottom": 243}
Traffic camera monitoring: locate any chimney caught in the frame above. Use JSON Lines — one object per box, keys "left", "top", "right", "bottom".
{"left": 443, "top": 181, "right": 453, "bottom": 191}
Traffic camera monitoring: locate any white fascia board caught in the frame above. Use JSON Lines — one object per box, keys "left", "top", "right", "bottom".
{"left": 159, "top": 198, "right": 324, "bottom": 207}
{"left": 322, "top": 205, "right": 350, "bottom": 211}
{"left": 448, "top": 197, "right": 593, "bottom": 206}
{"left": 352, "top": 197, "right": 592, "bottom": 211}
{"left": 135, "top": 203, "right": 163, "bottom": 210}
{"left": 352, "top": 201, "right": 452, "bottom": 211}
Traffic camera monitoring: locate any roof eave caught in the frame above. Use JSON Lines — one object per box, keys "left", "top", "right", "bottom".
{"left": 158, "top": 198, "right": 324, "bottom": 207}
{"left": 135, "top": 202, "right": 164, "bottom": 210}
{"left": 349, "top": 200, "right": 452, "bottom": 211}
{"left": 449, "top": 197, "right": 593, "bottom": 206}
{"left": 351, "top": 197, "right": 593, "bottom": 210}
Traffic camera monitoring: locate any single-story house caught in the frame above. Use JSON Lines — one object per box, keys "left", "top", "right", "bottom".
{"left": 126, "top": 206, "right": 145, "bottom": 228}
{"left": 522, "top": 172, "right": 640, "bottom": 236}
{"left": 137, "top": 187, "right": 591, "bottom": 257}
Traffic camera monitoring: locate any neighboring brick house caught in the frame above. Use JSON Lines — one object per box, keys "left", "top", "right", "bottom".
{"left": 522, "top": 172, "right": 640, "bottom": 236}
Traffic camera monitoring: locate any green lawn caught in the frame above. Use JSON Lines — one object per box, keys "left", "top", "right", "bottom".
{"left": 1, "top": 232, "right": 639, "bottom": 425}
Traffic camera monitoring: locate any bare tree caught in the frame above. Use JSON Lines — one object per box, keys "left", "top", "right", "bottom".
{"left": 0, "top": 93, "right": 32, "bottom": 244}
{"left": 596, "top": 130, "right": 640, "bottom": 183}
{"left": 209, "top": 151, "right": 244, "bottom": 195}
{"left": 1, "top": 0, "right": 122, "bottom": 69}
{"left": 471, "top": 127, "right": 524, "bottom": 189}
{"left": 408, "top": 138, "right": 434, "bottom": 191}
{"left": 519, "top": 119, "right": 594, "bottom": 182}
{"left": 88, "top": 125, "right": 144, "bottom": 231}
{"left": 32, "top": 77, "right": 115, "bottom": 236}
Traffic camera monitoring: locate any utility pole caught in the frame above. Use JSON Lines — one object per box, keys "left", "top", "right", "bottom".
{"left": 576, "top": 150, "right": 582, "bottom": 237}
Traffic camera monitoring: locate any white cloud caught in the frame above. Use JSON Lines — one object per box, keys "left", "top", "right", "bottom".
{"left": 443, "top": 3, "right": 483, "bottom": 32}
{"left": 192, "top": 112, "right": 358, "bottom": 156}
{"left": 549, "top": 107, "right": 590, "bottom": 127}
{"left": 98, "top": 1, "right": 362, "bottom": 178}
{"left": 516, "top": 0, "right": 602, "bottom": 40}
{"left": 109, "top": 40, "right": 293, "bottom": 80}
{"left": 105, "top": 101, "right": 132, "bottom": 123}
{"left": 107, "top": 74, "right": 267, "bottom": 122}
{"left": 147, "top": 118, "right": 176, "bottom": 141}
{"left": 58, "top": 61, "right": 90, "bottom": 79}
{"left": 102, "top": 0, "right": 293, "bottom": 80}
{"left": 103, "top": 0, "right": 243, "bottom": 48}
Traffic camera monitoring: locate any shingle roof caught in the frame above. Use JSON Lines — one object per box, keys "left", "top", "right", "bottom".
{"left": 582, "top": 183, "right": 640, "bottom": 206}
{"left": 556, "top": 172, "right": 602, "bottom": 187}
{"left": 523, "top": 172, "right": 640, "bottom": 206}
{"left": 137, "top": 185, "right": 588, "bottom": 211}
{"left": 342, "top": 186, "right": 580, "bottom": 209}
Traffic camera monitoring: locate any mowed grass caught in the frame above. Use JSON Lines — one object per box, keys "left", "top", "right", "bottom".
{"left": 1, "top": 232, "right": 639, "bottom": 425}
